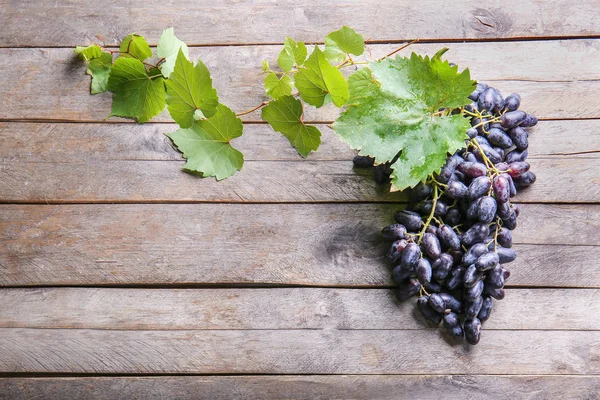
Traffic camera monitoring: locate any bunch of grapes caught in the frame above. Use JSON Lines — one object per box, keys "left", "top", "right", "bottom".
{"left": 354, "top": 83, "right": 536, "bottom": 344}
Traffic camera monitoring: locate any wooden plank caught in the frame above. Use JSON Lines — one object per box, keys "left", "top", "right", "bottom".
{"left": 1, "top": 375, "right": 599, "bottom": 400}
{"left": 0, "top": 328, "right": 599, "bottom": 374}
{"left": 1, "top": 204, "right": 599, "bottom": 286}
{"left": 0, "top": 157, "right": 597, "bottom": 203}
{"left": 1, "top": 0, "right": 599, "bottom": 46}
{"left": 1, "top": 120, "right": 598, "bottom": 163}
{"left": 0, "top": 287, "right": 597, "bottom": 331}
{"left": 2, "top": 41, "right": 599, "bottom": 122}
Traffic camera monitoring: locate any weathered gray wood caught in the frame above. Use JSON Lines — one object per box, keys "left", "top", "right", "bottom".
{"left": 0, "top": 157, "right": 596, "bottom": 203}
{"left": 2, "top": 375, "right": 600, "bottom": 400}
{"left": 2, "top": 0, "right": 599, "bottom": 46}
{"left": 1, "top": 120, "right": 597, "bottom": 163}
{"left": 2, "top": 42, "right": 599, "bottom": 122}
{"left": 0, "top": 287, "right": 597, "bottom": 330}
{"left": 1, "top": 204, "right": 598, "bottom": 286}
{"left": 0, "top": 328, "right": 599, "bottom": 374}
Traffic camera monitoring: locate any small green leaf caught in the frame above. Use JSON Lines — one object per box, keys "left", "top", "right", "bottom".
{"left": 277, "top": 37, "right": 308, "bottom": 72}
{"left": 74, "top": 44, "right": 103, "bottom": 61}
{"left": 324, "top": 26, "right": 365, "bottom": 64}
{"left": 107, "top": 57, "right": 166, "bottom": 123}
{"left": 119, "top": 33, "right": 152, "bottom": 61}
{"left": 165, "top": 49, "right": 219, "bottom": 128}
{"left": 294, "top": 47, "right": 349, "bottom": 108}
{"left": 264, "top": 73, "right": 293, "bottom": 99}
{"left": 262, "top": 60, "right": 270, "bottom": 73}
{"left": 332, "top": 52, "right": 476, "bottom": 191}
{"left": 157, "top": 27, "right": 189, "bottom": 78}
{"left": 167, "top": 104, "right": 244, "bottom": 180}
{"left": 86, "top": 52, "right": 112, "bottom": 94}
{"left": 262, "top": 95, "right": 321, "bottom": 157}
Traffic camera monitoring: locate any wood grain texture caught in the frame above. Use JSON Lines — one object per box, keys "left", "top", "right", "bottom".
{"left": 0, "top": 157, "right": 596, "bottom": 203}
{"left": 2, "top": 0, "right": 599, "bottom": 46}
{"left": 0, "top": 287, "right": 598, "bottom": 330}
{"left": 0, "top": 328, "right": 599, "bottom": 374}
{"left": 1, "top": 120, "right": 597, "bottom": 163}
{"left": 2, "top": 375, "right": 600, "bottom": 400}
{"left": 2, "top": 41, "right": 599, "bottom": 122}
{"left": 1, "top": 204, "right": 599, "bottom": 286}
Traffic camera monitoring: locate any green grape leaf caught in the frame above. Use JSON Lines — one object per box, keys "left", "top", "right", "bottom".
{"left": 332, "top": 52, "right": 476, "bottom": 191}
{"left": 157, "top": 27, "right": 189, "bottom": 78}
{"left": 324, "top": 26, "right": 365, "bottom": 64}
{"left": 119, "top": 33, "right": 152, "bottom": 61}
{"left": 294, "top": 47, "right": 349, "bottom": 108}
{"left": 262, "top": 59, "right": 270, "bottom": 73}
{"left": 165, "top": 49, "right": 219, "bottom": 128}
{"left": 107, "top": 58, "right": 166, "bottom": 123}
{"left": 277, "top": 37, "right": 308, "bottom": 72}
{"left": 74, "top": 44, "right": 103, "bottom": 61}
{"left": 86, "top": 52, "right": 113, "bottom": 94}
{"left": 167, "top": 104, "right": 244, "bottom": 180}
{"left": 264, "top": 72, "right": 293, "bottom": 99}
{"left": 262, "top": 95, "right": 321, "bottom": 157}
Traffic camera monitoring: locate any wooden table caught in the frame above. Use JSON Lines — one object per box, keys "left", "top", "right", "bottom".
{"left": 1, "top": 1, "right": 600, "bottom": 398}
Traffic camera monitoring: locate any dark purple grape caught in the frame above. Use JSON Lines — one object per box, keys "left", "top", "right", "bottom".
{"left": 394, "top": 210, "right": 423, "bottom": 231}
{"left": 505, "top": 149, "right": 528, "bottom": 163}
{"left": 445, "top": 208, "right": 462, "bottom": 226}
{"left": 464, "top": 318, "right": 482, "bottom": 344}
{"left": 465, "top": 296, "right": 484, "bottom": 319}
{"left": 439, "top": 293, "right": 462, "bottom": 313}
{"left": 464, "top": 264, "right": 480, "bottom": 287}
{"left": 387, "top": 239, "right": 408, "bottom": 263}
{"left": 426, "top": 225, "right": 438, "bottom": 235}
{"left": 462, "top": 242, "right": 489, "bottom": 266}
{"left": 411, "top": 182, "right": 432, "bottom": 202}
{"left": 463, "top": 152, "right": 478, "bottom": 163}
{"left": 422, "top": 233, "right": 442, "bottom": 260}
{"left": 382, "top": 224, "right": 407, "bottom": 241}
{"left": 497, "top": 201, "right": 513, "bottom": 220}
{"left": 508, "top": 126, "right": 529, "bottom": 150}
{"left": 514, "top": 171, "right": 536, "bottom": 188}
{"left": 501, "top": 110, "right": 527, "bottom": 129}
{"left": 502, "top": 267, "right": 511, "bottom": 281}
{"left": 446, "top": 180, "right": 468, "bottom": 199}
{"left": 520, "top": 114, "right": 538, "bottom": 127}
{"left": 437, "top": 225, "right": 461, "bottom": 251}
{"left": 478, "top": 87, "right": 496, "bottom": 111}
{"left": 486, "top": 265, "right": 505, "bottom": 288}
{"left": 465, "top": 279, "right": 485, "bottom": 302}
{"left": 492, "top": 175, "right": 510, "bottom": 203}
{"left": 487, "top": 286, "right": 505, "bottom": 300}
{"left": 466, "top": 127, "right": 478, "bottom": 139}
{"left": 395, "top": 278, "right": 421, "bottom": 301}
{"left": 417, "top": 200, "right": 447, "bottom": 217}
{"left": 505, "top": 93, "right": 520, "bottom": 111}
{"left": 428, "top": 293, "right": 446, "bottom": 313}
{"left": 492, "top": 89, "right": 505, "bottom": 113}
{"left": 392, "top": 264, "right": 414, "bottom": 284}
{"left": 418, "top": 296, "right": 442, "bottom": 324}
{"left": 432, "top": 253, "right": 454, "bottom": 281}
{"left": 475, "top": 252, "right": 499, "bottom": 271}
{"left": 438, "top": 155, "right": 462, "bottom": 183}
{"left": 424, "top": 280, "right": 442, "bottom": 293}
{"left": 465, "top": 102, "right": 479, "bottom": 113}
{"left": 465, "top": 199, "right": 479, "bottom": 221}
{"left": 477, "top": 196, "right": 497, "bottom": 224}
{"left": 476, "top": 143, "right": 503, "bottom": 164}
{"left": 495, "top": 161, "right": 509, "bottom": 171}
{"left": 497, "top": 228, "right": 512, "bottom": 248}
{"left": 497, "top": 247, "right": 517, "bottom": 264}
{"left": 353, "top": 155, "right": 375, "bottom": 168}
{"left": 478, "top": 296, "right": 493, "bottom": 321}
{"left": 462, "top": 223, "right": 490, "bottom": 245}
{"left": 443, "top": 312, "right": 464, "bottom": 338}
{"left": 446, "top": 266, "right": 465, "bottom": 290}
{"left": 416, "top": 258, "right": 432, "bottom": 285}
{"left": 469, "top": 82, "right": 488, "bottom": 101}
{"left": 487, "top": 128, "right": 513, "bottom": 148}
{"left": 458, "top": 161, "right": 487, "bottom": 178}
{"left": 503, "top": 211, "right": 518, "bottom": 230}
{"left": 400, "top": 242, "right": 421, "bottom": 270}
{"left": 468, "top": 176, "right": 492, "bottom": 200}
{"left": 448, "top": 249, "right": 464, "bottom": 265}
